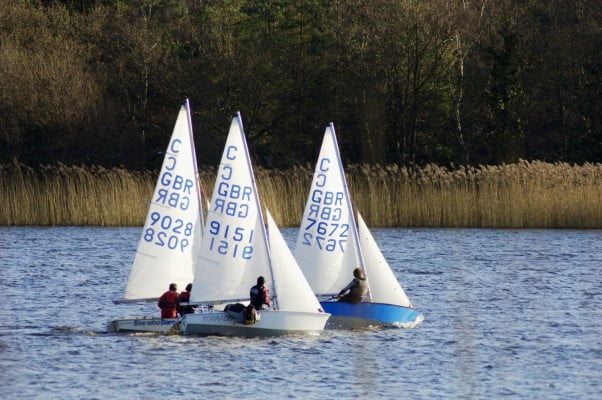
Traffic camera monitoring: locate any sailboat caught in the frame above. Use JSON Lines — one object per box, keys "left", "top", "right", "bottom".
{"left": 110, "top": 99, "right": 205, "bottom": 333}
{"left": 293, "top": 123, "right": 423, "bottom": 329}
{"left": 179, "top": 113, "right": 330, "bottom": 337}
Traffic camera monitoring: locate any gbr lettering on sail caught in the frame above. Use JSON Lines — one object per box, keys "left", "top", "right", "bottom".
{"left": 205, "top": 144, "right": 255, "bottom": 260}
{"left": 143, "top": 138, "right": 196, "bottom": 253}
{"left": 301, "top": 158, "right": 349, "bottom": 252}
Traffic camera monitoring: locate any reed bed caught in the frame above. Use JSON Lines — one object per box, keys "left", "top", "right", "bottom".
{"left": 1, "top": 160, "right": 600, "bottom": 228}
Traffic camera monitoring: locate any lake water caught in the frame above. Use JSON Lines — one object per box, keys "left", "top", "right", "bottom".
{"left": 1, "top": 227, "right": 600, "bottom": 399}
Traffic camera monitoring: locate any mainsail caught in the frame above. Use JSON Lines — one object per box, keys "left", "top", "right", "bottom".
{"left": 190, "top": 113, "right": 272, "bottom": 304}
{"left": 123, "top": 99, "right": 204, "bottom": 300}
{"left": 293, "top": 124, "right": 362, "bottom": 295}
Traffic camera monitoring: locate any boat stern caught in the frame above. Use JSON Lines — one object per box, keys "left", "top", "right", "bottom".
{"left": 320, "top": 301, "right": 423, "bottom": 329}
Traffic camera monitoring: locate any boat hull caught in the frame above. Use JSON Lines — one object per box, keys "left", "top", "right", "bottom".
{"left": 180, "top": 310, "right": 330, "bottom": 337}
{"left": 109, "top": 318, "right": 179, "bottom": 333}
{"left": 320, "top": 301, "right": 423, "bottom": 329}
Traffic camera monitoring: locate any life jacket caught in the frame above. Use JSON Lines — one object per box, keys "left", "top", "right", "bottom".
{"left": 179, "top": 291, "right": 190, "bottom": 303}
{"left": 354, "top": 277, "right": 368, "bottom": 296}
{"left": 340, "top": 278, "right": 369, "bottom": 304}
{"left": 177, "top": 291, "right": 192, "bottom": 314}
{"left": 250, "top": 285, "right": 270, "bottom": 309}
{"left": 158, "top": 290, "right": 178, "bottom": 310}
{"left": 244, "top": 306, "right": 257, "bottom": 325}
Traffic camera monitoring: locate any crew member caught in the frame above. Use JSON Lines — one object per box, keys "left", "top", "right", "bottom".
{"left": 337, "top": 268, "right": 368, "bottom": 304}
{"left": 244, "top": 304, "right": 260, "bottom": 325}
{"left": 158, "top": 283, "right": 179, "bottom": 318}
{"left": 177, "top": 283, "right": 196, "bottom": 316}
{"left": 250, "top": 276, "right": 271, "bottom": 310}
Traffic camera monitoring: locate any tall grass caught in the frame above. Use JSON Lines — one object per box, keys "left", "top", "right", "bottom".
{"left": 347, "top": 161, "right": 602, "bottom": 228}
{"left": 1, "top": 161, "right": 600, "bottom": 228}
{"left": 0, "top": 163, "right": 154, "bottom": 226}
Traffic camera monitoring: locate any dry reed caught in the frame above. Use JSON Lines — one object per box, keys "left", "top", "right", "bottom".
{"left": 1, "top": 160, "right": 600, "bottom": 228}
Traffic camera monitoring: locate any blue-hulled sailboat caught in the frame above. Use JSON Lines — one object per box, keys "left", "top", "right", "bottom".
{"left": 293, "top": 124, "right": 423, "bottom": 329}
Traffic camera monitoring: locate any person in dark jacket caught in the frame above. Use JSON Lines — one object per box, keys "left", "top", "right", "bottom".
{"left": 249, "top": 276, "right": 271, "bottom": 310}
{"left": 337, "top": 268, "right": 368, "bottom": 304}
{"left": 158, "top": 283, "right": 179, "bottom": 318}
{"left": 177, "top": 283, "right": 196, "bottom": 316}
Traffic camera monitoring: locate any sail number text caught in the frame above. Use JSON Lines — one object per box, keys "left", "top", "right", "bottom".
{"left": 206, "top": 220, "right": 254, "bottom": 259}
{"left": 143, "top": 138, "right": 199, "bottom": 252}
{"left": 300, "top": 156, "right": 349, "bottom": 253}
{"left": 143, "top": 211, "right": 194, "bottom": 252}
{"left": 205, "top": 144, "right": 256, "bottom": 259}
{"left": 301, "top": 218, "right": 348, "bottom": 252}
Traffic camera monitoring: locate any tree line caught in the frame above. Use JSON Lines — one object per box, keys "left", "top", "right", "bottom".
{"left": 0, "top": 0, "right": 600, "bottom": 170}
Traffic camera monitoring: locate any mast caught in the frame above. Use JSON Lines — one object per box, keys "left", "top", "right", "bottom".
{"left": 329, "top": 123, "right": 372, "bottom": 302}
{"left": 184, "top": 98, "right": 205, "bottom": 234}
{"left": 236, "top": 112, "right": 279, "bottom": 310}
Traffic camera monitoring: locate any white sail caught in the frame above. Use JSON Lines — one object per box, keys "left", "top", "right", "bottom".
{"left": 293, "top": 124, "right": 361, "bottom": 295}
{"left": 181, "top": 113, "right": 329, "bottom": 336}
{"left": 357, "top": 213, "right": 412, "bottom": 307}
{"left": 190, "top": 114, "right": 272, "bottom": 304}
{"left": 123, "top": 100, "right": 204, "bottom": 300}
{"left": 266, "top": 211, "right": 323, "bottom": 313}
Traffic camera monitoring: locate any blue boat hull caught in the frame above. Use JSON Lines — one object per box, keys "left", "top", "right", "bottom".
{"left": 320, "top": 301, "right": 423, "bottom": 329}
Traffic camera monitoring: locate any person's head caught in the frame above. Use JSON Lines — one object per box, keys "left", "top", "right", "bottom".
{"left": 353, "top": 268, "right": 364, "bottom": 279}
{"left": 185, "top": 283, "right": 192, "bottom": 292}
{"left": 169, "top": 283, "right": 177, "bottom": 291}
{"left": 257, "top": 276, "right": 265, "bottom": 286}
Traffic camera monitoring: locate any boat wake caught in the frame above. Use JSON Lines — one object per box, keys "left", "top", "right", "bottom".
{"left": 49, "top": 326, "right": 107, "bottom": 336}
{"left": 391, "top": 313, "right": 425, "bottom": 329}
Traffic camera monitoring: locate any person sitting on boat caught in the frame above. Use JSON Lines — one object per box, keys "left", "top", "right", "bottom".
{"left": 337, "top": 268, "right": 368, "bottom": 304}
{"left": 177, "top": 283, "right": 196, "bottom": 316}
{"left": 250, "top": 276, "right": 271, "bottom": 310}
{"left": 158, "top": 283, "right": 179, "bottom": 318}
{"left": 243, "top": 304, "right": 260, "bottom": 325}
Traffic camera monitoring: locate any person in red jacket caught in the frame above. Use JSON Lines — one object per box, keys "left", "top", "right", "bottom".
{"left": 158, "top": 283, "right": 179, "bottom": 318}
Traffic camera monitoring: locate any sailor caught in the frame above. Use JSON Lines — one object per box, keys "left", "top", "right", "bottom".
{"left": 158, "top": 283, "right": 179, "bottom": 318}
{"left": 243, "top": 304, "right": 260, "bottom": 325}
{"left": 249, "top": 276, "right": 271, "bottom": 310}
{"left": 337, "top": 268, "right": 368, "bottom": 304}
{"left": 177, "top": 283, "right": 196, "bottom": 316}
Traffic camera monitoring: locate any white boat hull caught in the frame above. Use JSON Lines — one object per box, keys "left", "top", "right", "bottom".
{"left": 108, "top": 318, "right": 179, "bottom": 334}
{"left": 180, "top": 310, "right": 330, "bottom": 337}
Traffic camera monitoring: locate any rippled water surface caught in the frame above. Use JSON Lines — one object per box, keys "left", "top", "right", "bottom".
{"left": 1, "top": 227, "right": 601, "bottom": 399}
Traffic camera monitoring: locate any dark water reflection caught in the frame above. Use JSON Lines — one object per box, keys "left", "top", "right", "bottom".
{"left": 1, "top": 227, "right": 600, "bottom": 399}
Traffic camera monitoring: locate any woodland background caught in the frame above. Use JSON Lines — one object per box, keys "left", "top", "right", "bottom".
{"left": 1, "top": 0, "right": 600, "bottom": 171}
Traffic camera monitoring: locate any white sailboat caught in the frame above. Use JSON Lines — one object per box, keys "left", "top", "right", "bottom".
{"left": 110, "top": 99, "right": 205, "bottom": 333}
{"left": 293, "top": 123, "right": 423, "bottom": 329}
{"left": 179, "top": 113, "right": 329, "bottom": 337}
